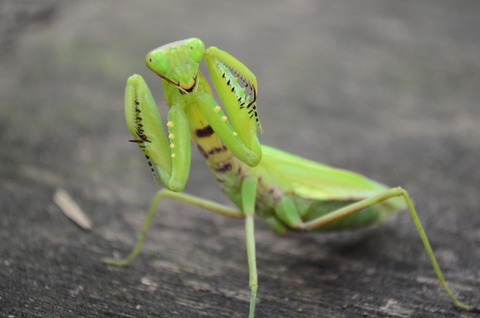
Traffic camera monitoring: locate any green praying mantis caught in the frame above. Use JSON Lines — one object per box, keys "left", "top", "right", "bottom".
{"left": 103, "top": 38, "right": 478, "bottom": 317}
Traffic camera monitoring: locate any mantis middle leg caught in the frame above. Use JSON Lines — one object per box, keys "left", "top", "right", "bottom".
{"left": 102, "top": 189, "right": 243, "bottom": 267}
{"left": 102, "top": 183, "right": 261, "bottom": 316}
{"left": 241, "top": 177, "right": 260, "bottom": 318}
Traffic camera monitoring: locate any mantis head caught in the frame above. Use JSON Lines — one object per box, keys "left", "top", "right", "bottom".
{"left": 145, "top": 38, "right": 205, "bottom": 93}
{"left": 144, "top": 38, "right": 263, "bottom": 168}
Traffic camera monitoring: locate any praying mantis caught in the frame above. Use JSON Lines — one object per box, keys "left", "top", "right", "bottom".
{"left": 102, "top": 38, "right": 478, "bottom": 317}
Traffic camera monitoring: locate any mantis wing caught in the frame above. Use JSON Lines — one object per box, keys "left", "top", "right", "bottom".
{"left": 259, "top": 145, "right": 405, "bottom": 211}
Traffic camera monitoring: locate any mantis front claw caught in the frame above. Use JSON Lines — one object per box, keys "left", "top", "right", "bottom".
{"left": 125, "top": 39, "right": 264, "bottom": 192}
{"left": 125, "top": 74, "right": 191, "bottom": 192}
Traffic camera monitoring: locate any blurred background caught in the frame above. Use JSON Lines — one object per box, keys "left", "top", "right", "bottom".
{"left": 1, "top": 0, "right": 479, "bottom": 317}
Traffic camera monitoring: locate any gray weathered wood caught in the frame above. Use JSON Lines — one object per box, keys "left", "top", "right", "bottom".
{"left": 1, "top": 0, "right": 479, "bottom": 317}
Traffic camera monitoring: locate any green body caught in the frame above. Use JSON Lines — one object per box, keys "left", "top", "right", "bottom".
{"left": 205, "top": 142, "right": 403, "bottom": 234}
{"left": 104, "top": 38, "right": 478, "bottom": 316}
{"left": 129, "top": 38, "right": 405, "bottom": 235}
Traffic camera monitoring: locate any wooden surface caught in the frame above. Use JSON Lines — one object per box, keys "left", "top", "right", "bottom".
{"left": 1, "top": 0, "right": 479, "bottom": 317}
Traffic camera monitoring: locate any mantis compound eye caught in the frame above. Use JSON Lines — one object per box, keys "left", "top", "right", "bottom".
{"left": 186, "top": 38, "right": 205, "bottom": 63}
{"left": 145, "top": 50, "right": 170, "bottom": 77}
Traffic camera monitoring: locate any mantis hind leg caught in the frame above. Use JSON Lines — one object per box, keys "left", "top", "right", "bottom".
{"left": 102, "top": 189, "right": 243, "bottom": 267}
{"left": 302, "top": 187, "right": 478, "bottom": 312}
